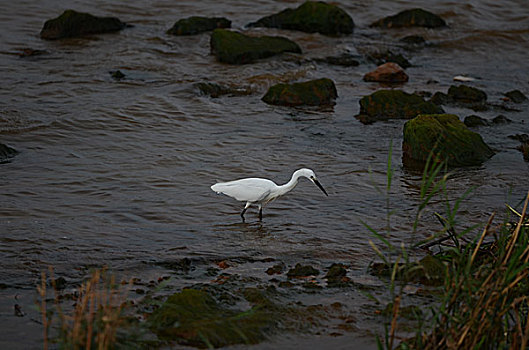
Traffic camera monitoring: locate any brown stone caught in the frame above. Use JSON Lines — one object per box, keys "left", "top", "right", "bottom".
{"left": 363, "top": 62, "right": 409, "bottom": 83}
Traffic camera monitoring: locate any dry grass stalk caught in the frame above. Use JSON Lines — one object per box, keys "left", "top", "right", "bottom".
{"left": 39, "top": 268, "right": 130, "bottom": 349}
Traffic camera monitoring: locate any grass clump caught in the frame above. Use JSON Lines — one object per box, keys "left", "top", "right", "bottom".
{"left": 367, "top": 142, "right": 529, "bottom": 349}
{"left": 38, "top": 268, "right": 132, "bottom": 350}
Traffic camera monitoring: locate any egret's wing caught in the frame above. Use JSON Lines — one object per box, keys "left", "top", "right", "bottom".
{"left": 211, "top": 178, "right": 274, "bottom": 202}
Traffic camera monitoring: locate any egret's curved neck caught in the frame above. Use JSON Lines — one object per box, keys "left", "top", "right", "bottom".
{"left": 277, "top": 173, "right": 301, "bottom": 196}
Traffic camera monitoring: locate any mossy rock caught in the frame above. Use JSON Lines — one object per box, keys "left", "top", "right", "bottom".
{"left": 0, "top": 143, "right": 18, "bottom": 164}
{"left": 370, "top": 255, "right": 446, "bottom": 286}
{"left": 40, "top": 9, "right": 127, "bottom": 40}
{"left": 448, "top": 85, "right": 487, "bottom": 103}
{"left": 370, "top": 8, "right": 446, "bottom": 28}
{"left": 504, "top": 89, "right": 527, "bottom": 103}
{"left": 403, "top": 114, "right": 495, "bottom": 167}
{"left": 262, "top": 78, "right": 337, "bottom": 106}
{"left": 355, "top": 90, "right": 443, "bottom": 124}
{"left": 247, "top": 1, "right": 354, "bottom": 36}
{"left": 167, "top": 16, "right": 231, "bottom": 35}
{"left": 286, "top": 263, "right": 320, "bottom": 278}
{"left": 149, "top": 288, "right": 276, "bottom": 347}
{"left": 210, "top": 29, "right": 301, "bottom": 64}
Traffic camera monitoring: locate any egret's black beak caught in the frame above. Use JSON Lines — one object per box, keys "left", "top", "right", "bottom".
{"left": 313, "top": 179, "right": 328, "bottom": 196}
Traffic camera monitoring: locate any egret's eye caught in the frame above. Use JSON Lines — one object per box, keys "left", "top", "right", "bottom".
{"left": 310, "top": 176, "right": 314, "bottom": 179}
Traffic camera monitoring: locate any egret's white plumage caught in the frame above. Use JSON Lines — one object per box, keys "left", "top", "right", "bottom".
{"left": 211, "top": 168, "right": 328, "bottom": 221}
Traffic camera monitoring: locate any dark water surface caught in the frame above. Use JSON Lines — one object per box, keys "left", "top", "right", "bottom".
{"left": 1, "top": 0, "right": 528, "bottom": 348}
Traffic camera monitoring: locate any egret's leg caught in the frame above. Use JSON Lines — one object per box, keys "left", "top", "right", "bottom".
{"left": 241, "top": 202, "right": 251, "bottom": 222}
{"left": 258, "top": 204, "right": 263, "bottom": 221}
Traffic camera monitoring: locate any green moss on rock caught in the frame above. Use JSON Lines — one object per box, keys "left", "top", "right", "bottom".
{"left": 148, "top": 289, "right": 275, "bottom": 348}
{"left": 247, "top": 1, "right": 354, "bottom": 36}
{"left": 40, "top": 9, "right": 126, "bottom": 40}
{"left": 403, "top": 114, "right": 495, "bottom": 167}
{"left": 262, "top": 78, "right": 337, "bottom": 106}
{"left": 167, "top": 16, "right": 231, "bottom": 35}
{"left": 370, "top": 8, "right": 446, "bottom": 28}
{"left": 210, "top": 29, "right": 301, "bottom": 64}
{"left": 355, "top": 90, "right": 443, "bottom": 124}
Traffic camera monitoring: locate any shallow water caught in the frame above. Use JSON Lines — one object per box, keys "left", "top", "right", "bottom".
{"left": 1, "top": 0, "right": 528, "bottom": 348}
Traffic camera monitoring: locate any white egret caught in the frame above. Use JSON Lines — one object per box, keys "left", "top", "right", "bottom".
{"left": 210, "top": 168, "right": 328, "bottom": 221}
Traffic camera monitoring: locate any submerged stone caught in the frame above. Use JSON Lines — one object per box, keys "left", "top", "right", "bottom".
{"left": 247, "top": 1, "right": 354, "bottom": 36}
{"left": 400, "top": 35, "right": 426, "bottom": 45}
{"left": 370, "top": 8, "right": 446, "bottom": 28}
{"left": 195, "top": 82, "right": 252, "bottom": 98}
{"left": 210, "top": 29, "right": 301, "bottom": 64}
{"left": 0, "top": 143, "right": 18, "bottom": 164}
{"left": 40, "top": 9, "right": 127, "bottom": 40}
{"left": 262, "top": 78, "right": 337, "bottom": 107}
{"left": 355, "top": 89, "right": 443, "bottom": 124}
{"left": 314, "top": 54, "right": 359, "bottom": 67}
{"left": 167, "top": 16, "right": 231, "bottom": 35}
{"left": 402, "top": 114, "right": 495, "bottom": 167}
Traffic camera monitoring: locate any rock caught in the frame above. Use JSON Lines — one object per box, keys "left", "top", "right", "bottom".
{"left": 402, "top": 114, "right": 495, "bottom": 167}
{"left": 464, "top": 115, "right": 490, "bottom": 127}
{"left": 363, "top": 62, "right": 409, "bottom": 83}
{"left": 430, "top": 91, "right": 451, "bottom": 105}
{"left": 266, "top": 263, "right": 285, "bottom": 275}
{"left": 448, "top": 85, "right": 487, "bottom": 103}
{"left": 247, "top": 1, "right": 354, "bottom": 36}
{"left": 195, "top": 82, "right": 252, "bottom": 98}
{"left": 167, "top": 16, "right": 231, "bottom": 35}
{"left": 0, "top": 143, "right": 18, "bottom": 164}
{"left": 109, "top": 70, "right": 125, "bottom": 80}
{"left": 509, "top": 135, "right": 529, "bottom": 161}
{"left": 355, "top": 89, "right": 443, "bottom": 124}
{"left": 262, "top": 78, "right": 337, "bottom": 106}
{"left": 400, "top": 35, "right": 426, "bottom": 45}
{"left": 370, "top": 8, "right": 446, "bottom": 28}
{"left": 16, "top": 48, "right": 48, "bottom": 58}
{"left": 504, "top": 90, "right": 527, "bottom": 103}
{"left": 210, "top": 29, "right": 301, "bottom": 64}
{"left": 367, "top": 50, "right": 411, "bottom": 69}
{"left": 518, "top": 143, "right": 529, "bottom": 161}
{"left": 324, "top": 264, "right": 347, "bottom": 280}
{"left": 149, "top": 288, "right": 275, "bottom": 347}
{"left": 492, "top": 115, "right": 512, "bottom": 124}
{"left": 370, "top": 255, "right": 445, "bottom": 286}
{"left": 286, "top": 263, "right": 320, "bottom": 278}
{"left": 509, "top": 134, "right": 529, "bottom": 143}
{"left": 314, "top": 54, "right": 359, "bottom": 67}
{"left": 40, "top": 9, "right": 127, "bottom": 40}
